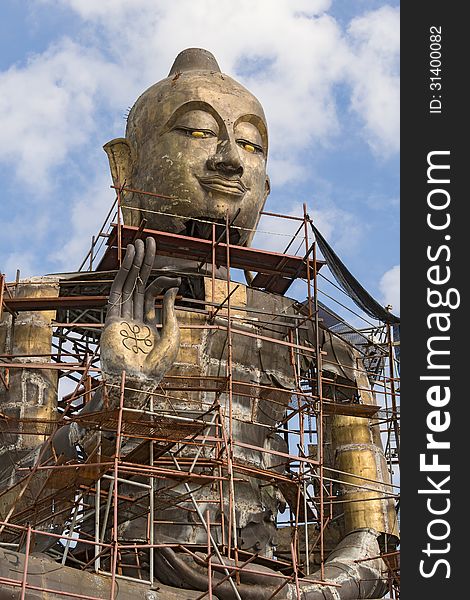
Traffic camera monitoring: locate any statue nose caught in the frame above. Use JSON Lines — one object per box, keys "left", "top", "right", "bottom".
{"left": 207, "top": 138, "right": 244, "bottom": 176}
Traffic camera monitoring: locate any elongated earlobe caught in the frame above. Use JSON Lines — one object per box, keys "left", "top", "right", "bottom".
{"left": 265, "top": 175, "right": 271, "bottom": 198}
{"left": 103, "top": 138, "right": 135, "bottom": 188}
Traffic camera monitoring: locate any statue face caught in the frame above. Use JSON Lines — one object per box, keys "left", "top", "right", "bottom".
{"left": 120, "top": 71, "right": 269, "bottom": 245}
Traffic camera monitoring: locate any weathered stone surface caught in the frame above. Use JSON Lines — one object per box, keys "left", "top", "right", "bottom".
{"left": 0, "top": 278, "right": 59, "bottom": 477}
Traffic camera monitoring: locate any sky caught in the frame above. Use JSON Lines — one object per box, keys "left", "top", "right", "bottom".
{"left": 0, "top": 0, "right": 400, "bottom": 317}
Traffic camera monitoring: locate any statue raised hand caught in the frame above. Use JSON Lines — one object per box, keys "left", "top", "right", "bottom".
{"left": 100, "top": 237, "right": 180, "bottom": 406}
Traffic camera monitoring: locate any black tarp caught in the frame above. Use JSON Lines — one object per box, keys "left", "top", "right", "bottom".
{"left": 310, "top": 222, "right": 400, "bottom": 325}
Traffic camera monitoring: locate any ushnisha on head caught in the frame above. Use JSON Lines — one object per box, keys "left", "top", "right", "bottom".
{"left": 104, "top": 48, "right": 270, "bottom": 247}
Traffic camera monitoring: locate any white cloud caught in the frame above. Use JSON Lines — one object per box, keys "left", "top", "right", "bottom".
{"left": 0, "top": 210, "right": 52, "bottom": 279}
{"left": 0, "top": 39, "right": 123, "bottom": 190}
{"left": 311, "top": 206, "right": 364, "bottom": 255}
{"left": 0, "top": 1, "right": 399, "bottom": 279}
{"left": 267, "top": 159, "right": 307, "bottom": 187}
{"left": 379, "top": 264, "right": 400, "bottom": 314}
{"left": 16, "top": 0, "right": 399, "bottom": 193}
{"left": 48, "top": 0, "right": 333, "bottom": 23}
{"left": 2, "top": 251, "right": 36, "bottom": 281}
{"left": 48, "top": 171, "right": 116, "bottom": 272}
{"left": 254, "top": 205, "right": 306, "bottom": 254}
{"left": 254, "top": 201, "right": 363, "bottom": 256}
{"left": 346, "top": 5, "right": 400, "bottom": 156}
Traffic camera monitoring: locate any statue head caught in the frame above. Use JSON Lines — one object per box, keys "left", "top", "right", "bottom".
{"left": 104, "top": 48, "right": 270, "bottom": 246}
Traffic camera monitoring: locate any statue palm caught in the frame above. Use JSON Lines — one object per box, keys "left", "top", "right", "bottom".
{"left": 100, "top": 237, "right": 180, "bottom": 397}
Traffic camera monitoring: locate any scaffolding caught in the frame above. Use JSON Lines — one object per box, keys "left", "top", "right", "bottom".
{"left": 0, "top": 186, "right": 400, "bottom": 599}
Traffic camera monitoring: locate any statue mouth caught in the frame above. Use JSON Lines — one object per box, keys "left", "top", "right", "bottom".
{"left": 198, "top": 175, "right": 248, "bottom": 197}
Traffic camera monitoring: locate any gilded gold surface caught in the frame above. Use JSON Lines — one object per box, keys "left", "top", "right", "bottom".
{"left": 104, "top": 53, "right": 270, "bottom": 247}
{"left": 331, "top": 357, "right": 399, "bottom": 539}
{"left": 0, "top": 280, "right": 59, "bottom": 471}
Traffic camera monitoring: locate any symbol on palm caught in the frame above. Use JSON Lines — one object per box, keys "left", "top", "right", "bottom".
{"left": 119, "top": 322, "right": 153, "bottom": 354}
{"left": 100, "top": 238, "right": 181, "bottom": 386}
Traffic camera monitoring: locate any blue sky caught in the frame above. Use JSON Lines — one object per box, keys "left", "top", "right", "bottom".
{"left": 0, "top": 0, "right": 399, "bottom": 316}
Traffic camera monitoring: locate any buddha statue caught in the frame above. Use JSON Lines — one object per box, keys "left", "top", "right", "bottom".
{"left": 0, "top": 49, "right": 397, "bottom": 600}
{"left": 104, "top": 47, "right": 269, "bottom": 248}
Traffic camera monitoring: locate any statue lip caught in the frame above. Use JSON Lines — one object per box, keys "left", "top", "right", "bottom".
{"left": 198, "top": 175, "right": 248, "bottom": 196}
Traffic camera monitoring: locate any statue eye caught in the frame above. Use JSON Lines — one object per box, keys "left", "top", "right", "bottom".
{"left": 237, "top": 139, "right": 263, "bottom": 155}
{"left": 174, "top": 127, "right": 216, "bottom": 139}
{"left": 191, "top": 130, "right": 207, "bottom": 138}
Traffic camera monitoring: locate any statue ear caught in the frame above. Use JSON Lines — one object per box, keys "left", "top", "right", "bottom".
{"left": 103, "top": 138, "right": 135, "bottom": 188}
{"left": 264, "top": 175, "right": 271, "bottom": 199}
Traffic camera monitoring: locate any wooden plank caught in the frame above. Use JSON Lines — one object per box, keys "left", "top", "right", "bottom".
{"left": 3, "top": 295, "right": 108, "bottom": 312}
{"left": 322, "top": 402, "right": 380, "bottom": 418}
{"left": 96, "top": 224, "right": 325, "bottom": 282}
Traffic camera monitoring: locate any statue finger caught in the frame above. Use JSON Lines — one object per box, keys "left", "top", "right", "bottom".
{"left": 107, "top": 244, "right": 135, "bottom": 320}
{"left": 160, "top": 286, "right": 180, "bottom": 338}
{"left": 121, "top": 239, "right": 145, "bottom": 320}
{"left": 144, "top": 276, "right": 181, "bottom": 325}
{"left": 133, "top": 237, "right": 156, "bottom": 321}
{"left": 146, "top": 286, "right": 181, "bottom": 376}
{"left": 157, "top": 286, "right": 181, "bottom": 363}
